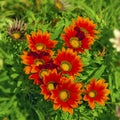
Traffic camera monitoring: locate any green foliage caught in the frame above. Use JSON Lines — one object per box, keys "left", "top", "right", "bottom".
{"left": 0, "top": 0, "right": 120, "bottom": 120}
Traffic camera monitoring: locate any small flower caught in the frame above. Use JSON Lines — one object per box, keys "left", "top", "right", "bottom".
{"left": 62, "top": 16, "right": 98, "bottom": 53}
{"left": 51, "top": 77, "right": 83, "bottom": 114}
{"left": 40, "top": 69, "right": 61, "bottom": 100}
{"left": 83, "top": 79, "right": 110, "bottom": 109}
{"left": 109, "top": 29, "right": 120, "bottom": 52}
{"left": 7, "top": 19, "right": 27, "bottom": 40}
{"left": 54, "top": 0, "right": 70, "bottom": 11}
{"left": 26, "top": 30, "right": 58, "bottom": 53}
{"left": 54, "top": 48, "right": 83, "bottom": 76}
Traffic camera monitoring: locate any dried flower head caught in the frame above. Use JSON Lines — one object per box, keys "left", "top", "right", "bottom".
{"left": 7, "top": 19, "right": 27, "bottom": 40}
{"left": 98, "top": 46, "right": 106, "bottom": 57}
{"left": 54, "top": 0, "right": 70, "bottom": 11}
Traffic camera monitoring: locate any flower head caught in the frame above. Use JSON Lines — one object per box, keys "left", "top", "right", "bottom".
{"left": 26, "top": 30, "right": 58, "bottom": 53}
{"left": 109, "top": 29, "right": 120, "bottom": 52}
{"left": 83, "top": 79, "right": 110, "bottom": 109}
{"left": 28, "top": 61, "right": 57, "bottom": 85}
{"left": 51, "top": 77, "right": 83, "bottom": 114}
{"left": 54, "top": 48, "right": 83, "bottom": 76}
{"left": 20, "top": 51, "right": 51, "bottom": 66}
{"left": 62, "top": 16, "right": 98, "bottom": 52}
{"left": 29, "top": 67, "right": 55, "bottom": 85}
{"left": 7, "top": 19, "right": 27, "bottom": 40}
{"left": 54, "top": 0, "right": 70, "bottom": 11}
{"left": 40, "top": 69, "right": 61, "bottom": 100}
{"left": 73, "top": 16, "right": 98, "bottom": 39}
{"left": 20, "top": 51, "right": 52, "bottom": 74}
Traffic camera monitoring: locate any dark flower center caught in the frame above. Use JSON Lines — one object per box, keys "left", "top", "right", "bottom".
{"left": 38, "top": 60, "right": 57, "bottom": 69}
{"left": 74, "top": 27, "right": 85, "bottom": 40}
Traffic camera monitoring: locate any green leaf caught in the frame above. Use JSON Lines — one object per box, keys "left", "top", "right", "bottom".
{"left": 51, "top": 20, "right": 65, "bottom": 39}
{"left": 34, "top": 109, "right": 45, "bottom": 120}
{"left": 90, "top": 65, "right": 106, "bottom": 79}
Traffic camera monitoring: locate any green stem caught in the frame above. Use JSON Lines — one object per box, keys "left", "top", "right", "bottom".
{"left": 0, "top": 47, "right": 8, "bottom": 58}
{"left": 106, "top": 102, "right": 120, "bottom": 105}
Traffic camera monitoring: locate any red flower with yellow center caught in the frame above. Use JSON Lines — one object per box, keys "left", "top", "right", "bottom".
{"left": 51, "top": 77, "right": 83, "bottom": 114}
{"left": 29, "top": 69, "right": 49, "bottom": 85}
{"left": 83, "top": 79, "right": 110, "bottom": 109}
{"left": 26, "top": 30, "right": 58, "bottom": 53}
{"left": 62, "top": 16, "right": 98, "bottom": 53}
{"left": 28, "top": 60, "right": 57, "bottom": 85}
{"left": 54, "top": 48, "right": 83, "bottom": 76}
{"left": 73, "top": 16, "right": 98, "bottom": 39}
{"left": 20, "top": 51, "right": 52, "bottom": 74}
{"left": 40, "top": 69, "right": 61, "bottom": 100}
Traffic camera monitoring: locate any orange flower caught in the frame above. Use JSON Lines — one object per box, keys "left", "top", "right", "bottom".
{"left": 20, "top": 51, "right": 52, "bottom": 74}
{"left": 40, "top": 69, "right": 61, "bottom": 100}
{"left": 28, "top": 60, "right": 57, "bottom": 85}
{"left": 29, "top": 73, "right": 43, "bottom": 85}
{"left": 29, "top": 69, "right": 49, "bottom": 85}
{"left": 51, "top": 77, "right": 83, "bottom": 114}
{"left": 73, "top": 16, "right": 98, "bottom": 39}
{"left": 62, "top": 16, "right": 98, "bottom": 53}
{"left": 83, "top": 79, "right": 110, "bottom": 109}
{"left": 26, "top": 30, "right": 58, "bottom": 53}
{"left": 20, "top": 51, "right": 51, "bottom": 65}
{"left": 23, "top": 66, "right": 32, "bottom": 74}
{"left": 54, "top": 48, "right": 83, "bottom": 76}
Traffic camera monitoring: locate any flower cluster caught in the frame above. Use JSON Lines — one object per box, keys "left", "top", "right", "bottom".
{"left": 20, "top": 16, "right": 110, "bottom": 114}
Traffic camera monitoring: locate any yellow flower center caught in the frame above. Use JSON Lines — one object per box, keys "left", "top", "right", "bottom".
{"left": 39, "top": 69, "right": 48, "bottom": 78}
{"left": 59, "top": 90, "right": 70, "bottom": 101}
{"left": 47, "top": 82, "right": 55, "bottom": 91}
{"left": 34, "top": 59, "right": 44, "bottom": 66}
{"left": 12, "top": 32, "right": 21, "bottom": 39}
{"left": 60, "top": 61, "right": 72, "bottom": 71}
{"left": 36, "top": 43, "right": 46, "bottom": 51}
{"left": 88, "top": 91, "right": 96, "bottom": 98}
{"left": 70, "top": 37, "right": 81, "bottom": 48}
{"left": 54, "top": 0, "right": 64, "bottom": 10}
